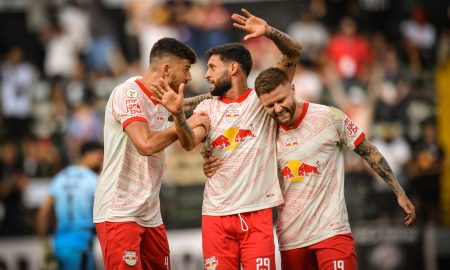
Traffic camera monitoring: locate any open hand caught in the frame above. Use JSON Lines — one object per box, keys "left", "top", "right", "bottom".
{"left": 231, "top": 8, "right": 268, "bottom": 40}
{"left": 187, "top": 111, "right": 210, "bottom": 132}
{"left": 397, "top": 193, "right": 416, "bottom": 227}
{"left": 150, "top": 78, "right": 184, "bottom": 115}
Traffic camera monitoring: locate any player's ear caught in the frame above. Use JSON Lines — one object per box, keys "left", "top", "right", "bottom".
{"left": 229, "top": 62, "right": 239, "bottom": 75}
{"left": 290, "top": 83, "right": 295, "bottom": 93}
{"left": 162, "top": 63, "right": 170, "bottom": 78}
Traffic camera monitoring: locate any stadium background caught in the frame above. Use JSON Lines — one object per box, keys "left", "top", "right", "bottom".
{"left": 0, "top": 0, "right": 449, "bottom": 269}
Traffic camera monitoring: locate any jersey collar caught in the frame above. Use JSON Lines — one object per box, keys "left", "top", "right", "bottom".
{"left": 281, "top": 102, "right": 309, "bottom": 131}
{"left": 135, "top": 79, "right": 158, "bottom": 105}
{"left": 220, "top": 88, "right": 253, "bottom": 104}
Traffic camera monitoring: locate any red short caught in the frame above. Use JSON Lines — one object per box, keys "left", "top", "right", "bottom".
{"left": 280, "top": 234, "right": 357, "bottom": 270}
{"left": 202, "top": 208, "right": 275, "bottom": 270}
{"left": 95, "top": 221, "right": 171, "bottom": 270}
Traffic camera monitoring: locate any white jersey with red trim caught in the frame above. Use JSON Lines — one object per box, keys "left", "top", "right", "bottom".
{"left": 276, "top": 103, "right": 365, "bottom": 251}
{"left": 93, "top": 76, "right": 171, "bottom": 227}
{"left": 194, "top": 89, "right": 283, "bottom": 216}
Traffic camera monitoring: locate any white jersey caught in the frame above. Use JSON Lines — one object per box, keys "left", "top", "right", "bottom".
{"left": 276, "top": 103, "right": 365, "bottom": 251}
{"left": 93, "top": 77, "right": 170, "bottom": 227}
{"left": 194, "top": 89, "right": 283, "bottom": 216}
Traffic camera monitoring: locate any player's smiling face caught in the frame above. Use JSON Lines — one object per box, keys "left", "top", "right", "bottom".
{"left": 259, "top": 83, "right": 297, "bottom": 126}
{"left": 205, "top": 54, "right": 232, "bottom": 96}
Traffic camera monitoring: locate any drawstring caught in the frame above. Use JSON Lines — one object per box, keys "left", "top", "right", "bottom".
{"left": 238, "top": 213, "right": 249, "bottom": 232}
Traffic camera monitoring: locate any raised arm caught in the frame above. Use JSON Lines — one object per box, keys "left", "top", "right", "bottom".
{"left": 150, "top": 78, "right": 209, "bottom": 151}
{"left": 231, "top": 8, "right": 302, "bottom": 80}
{"left": 354, "top": 138, "right": 416, "bottom": 226}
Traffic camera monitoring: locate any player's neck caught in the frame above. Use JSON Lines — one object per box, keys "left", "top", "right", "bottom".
{"left": 140, "top": 70, "right": 163, "bottom": 90}
{"left": 288, "top": 101, "right": 304, "bottom": 127}
{"left": 222, "top": 77, "right": 248, "bottom": 100}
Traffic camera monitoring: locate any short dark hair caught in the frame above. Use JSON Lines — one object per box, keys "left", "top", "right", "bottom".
{"left": 80, "top": 141, "right": 103, "bottom": 156}
{"left": 254, "top": 67, "right": 290, "bottom": 96}
{"left": 150, "top": 38, "right": 197, "bottom": 65}
{"left": 205, "top": 43, "right": 253, "bottom": 76}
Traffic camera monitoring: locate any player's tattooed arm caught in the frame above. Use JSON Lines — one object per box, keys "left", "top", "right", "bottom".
{"left": 354, "top": 138, "right": 404, "bottom": 194}
{"left": 265, "top": 27, "right": 302, "bottom": 80}
{"left": 354, "top": 137, "right": 416, "bottom": 226}
{"left": 231, "top": 8, "right": 302, "bottom": 81}
{"left": 183, "top": 93, "right": 212, "bottom": 119}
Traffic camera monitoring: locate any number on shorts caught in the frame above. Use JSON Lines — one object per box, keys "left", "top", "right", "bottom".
{"left": 256, "top": 257, "right": 270, "bottom": 270}
{"left": 333, "top": 260, "right": 344, "bottom": 270}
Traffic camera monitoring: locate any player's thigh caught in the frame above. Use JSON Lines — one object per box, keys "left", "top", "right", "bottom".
{"left": 96, "top": 221, "right": 145, "bottom": 269}
{"left": 240, "top": 209, "right": 275, "bottom": 269}
{"left": 280, "top": 248, "right": 318, "bottom": 270}
{"left": 202, "top": 215, "right": 240, "bottom": 270}
{"left": 140, "top": 224, "right": 171, "bottom": 270}
{"left": 314, "top": 234, "right": 357, "bottom": 270}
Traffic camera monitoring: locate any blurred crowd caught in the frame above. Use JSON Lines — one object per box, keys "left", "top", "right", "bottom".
{"left": 0, "top": 0, "right": 449, "bottom": 236}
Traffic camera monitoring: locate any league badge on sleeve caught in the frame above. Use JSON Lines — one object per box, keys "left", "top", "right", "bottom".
{"left": 123, "top": 250, "right": 138, "bottom": 266}
{"left": 127, "top": 89, "right": 138, "bottom": 98}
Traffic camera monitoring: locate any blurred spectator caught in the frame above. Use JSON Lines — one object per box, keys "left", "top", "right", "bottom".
{"left": 292, "top": 62, "right": 323, "bottom": 103}
{"left": 407, "top": 118, "right": 444, "bottom": 222}
{"left": 358, "top": 0, "right": 392, "bottom": 35}
{"left": 136, "top": 4, "right": 179, "bottom": 71}
{"left": 58, "top": 1, "right": 91, "bottom": 54}
{"left": 325, "top": 16, "right": 374, "bottom": 82}
{"left": 0, "top": 47, "right": 35, "bottom": 139}
{"left": 44, "top": 24, "right": 78, "bottom": 78}
{"left": 0, "top": 141, "right": 30, "bottom": 235}
{"left": 287, "top": 11, "right": 329, "bottom": 62}
{"left": 67, "top": 103, "right": 102, "bottom": 161}
{"left": 86, "top": 2, "right": 121, "bottom": 75}
{"left": 400, "top": 6, "right": 437, "bottom": 72}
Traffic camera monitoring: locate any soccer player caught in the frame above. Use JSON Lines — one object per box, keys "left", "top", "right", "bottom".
{"left": 93, "top": 37, "right": 210, "bottom": 270}
{"left": 151, "top": 9, "right": 302, "bottom": 270}
{"left": 37, "top": 141, "right": 104, "bottom": 270}
{"left": 205, "top": 67, "right": 416, "bottom": 270}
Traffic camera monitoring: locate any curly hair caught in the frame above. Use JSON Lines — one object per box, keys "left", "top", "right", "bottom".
{"left": 205, "top": 43, "right": 253, "bottom": 76}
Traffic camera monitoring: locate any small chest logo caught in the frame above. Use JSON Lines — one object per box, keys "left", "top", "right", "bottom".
{"left": 285, "top": 137, "right": 299, "bottom": 152}
{"left": 123, "top": 250, "right": 138, "bottom": 266}
{"left": 205, "top": 256, "right": 219, "bottom": 270}
{"left": 225, "top": 109, "right": 240, "bottom": 122}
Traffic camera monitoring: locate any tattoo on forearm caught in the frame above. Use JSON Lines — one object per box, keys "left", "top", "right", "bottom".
{"left": 266, "top": 26, "right": 302, "bottom": 68}
{"left": 183, "top": 93, "right": 212, "bottom": 118}
{"left": 175, "top": 112, "right": 194, "bottom": 135}
{"left": 354, "top": 139, "right": 405, "bottom": 194}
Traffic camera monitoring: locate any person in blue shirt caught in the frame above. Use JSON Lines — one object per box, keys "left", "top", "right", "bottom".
{"left": 37, "top": 141, "right": 103, "bottom": 270}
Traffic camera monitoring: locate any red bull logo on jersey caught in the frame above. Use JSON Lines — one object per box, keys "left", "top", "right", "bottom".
{"left": 281, "top": 160, "right": 320, "bottom": 182}
{"left": 211, "top": 127, "right": 256, "bottom": 150}
{"left": 224, "top": 109, "right": 240, "bottom": 122}
{"left": 285, "top": 137, "right": 299, "bottom": 152}
{"left": 205, "top": 256, "right": 219, "bottom": 270}
{"left": 123, "top": 250, "right": 138, "bottom": 266}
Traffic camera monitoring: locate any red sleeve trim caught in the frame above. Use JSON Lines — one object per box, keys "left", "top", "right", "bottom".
{"left": 354, "top": 132, "right": 366, "bottom": 148}
{"left": 122, "top": 116, "right": 148, "bottom": 129}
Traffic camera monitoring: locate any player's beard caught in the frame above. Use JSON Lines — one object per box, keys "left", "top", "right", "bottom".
{"left": 274, "top": 97, "right": 297, "bottom": 125}
{"left": 210, "top": 73, "right": 232, "bottom": 97}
